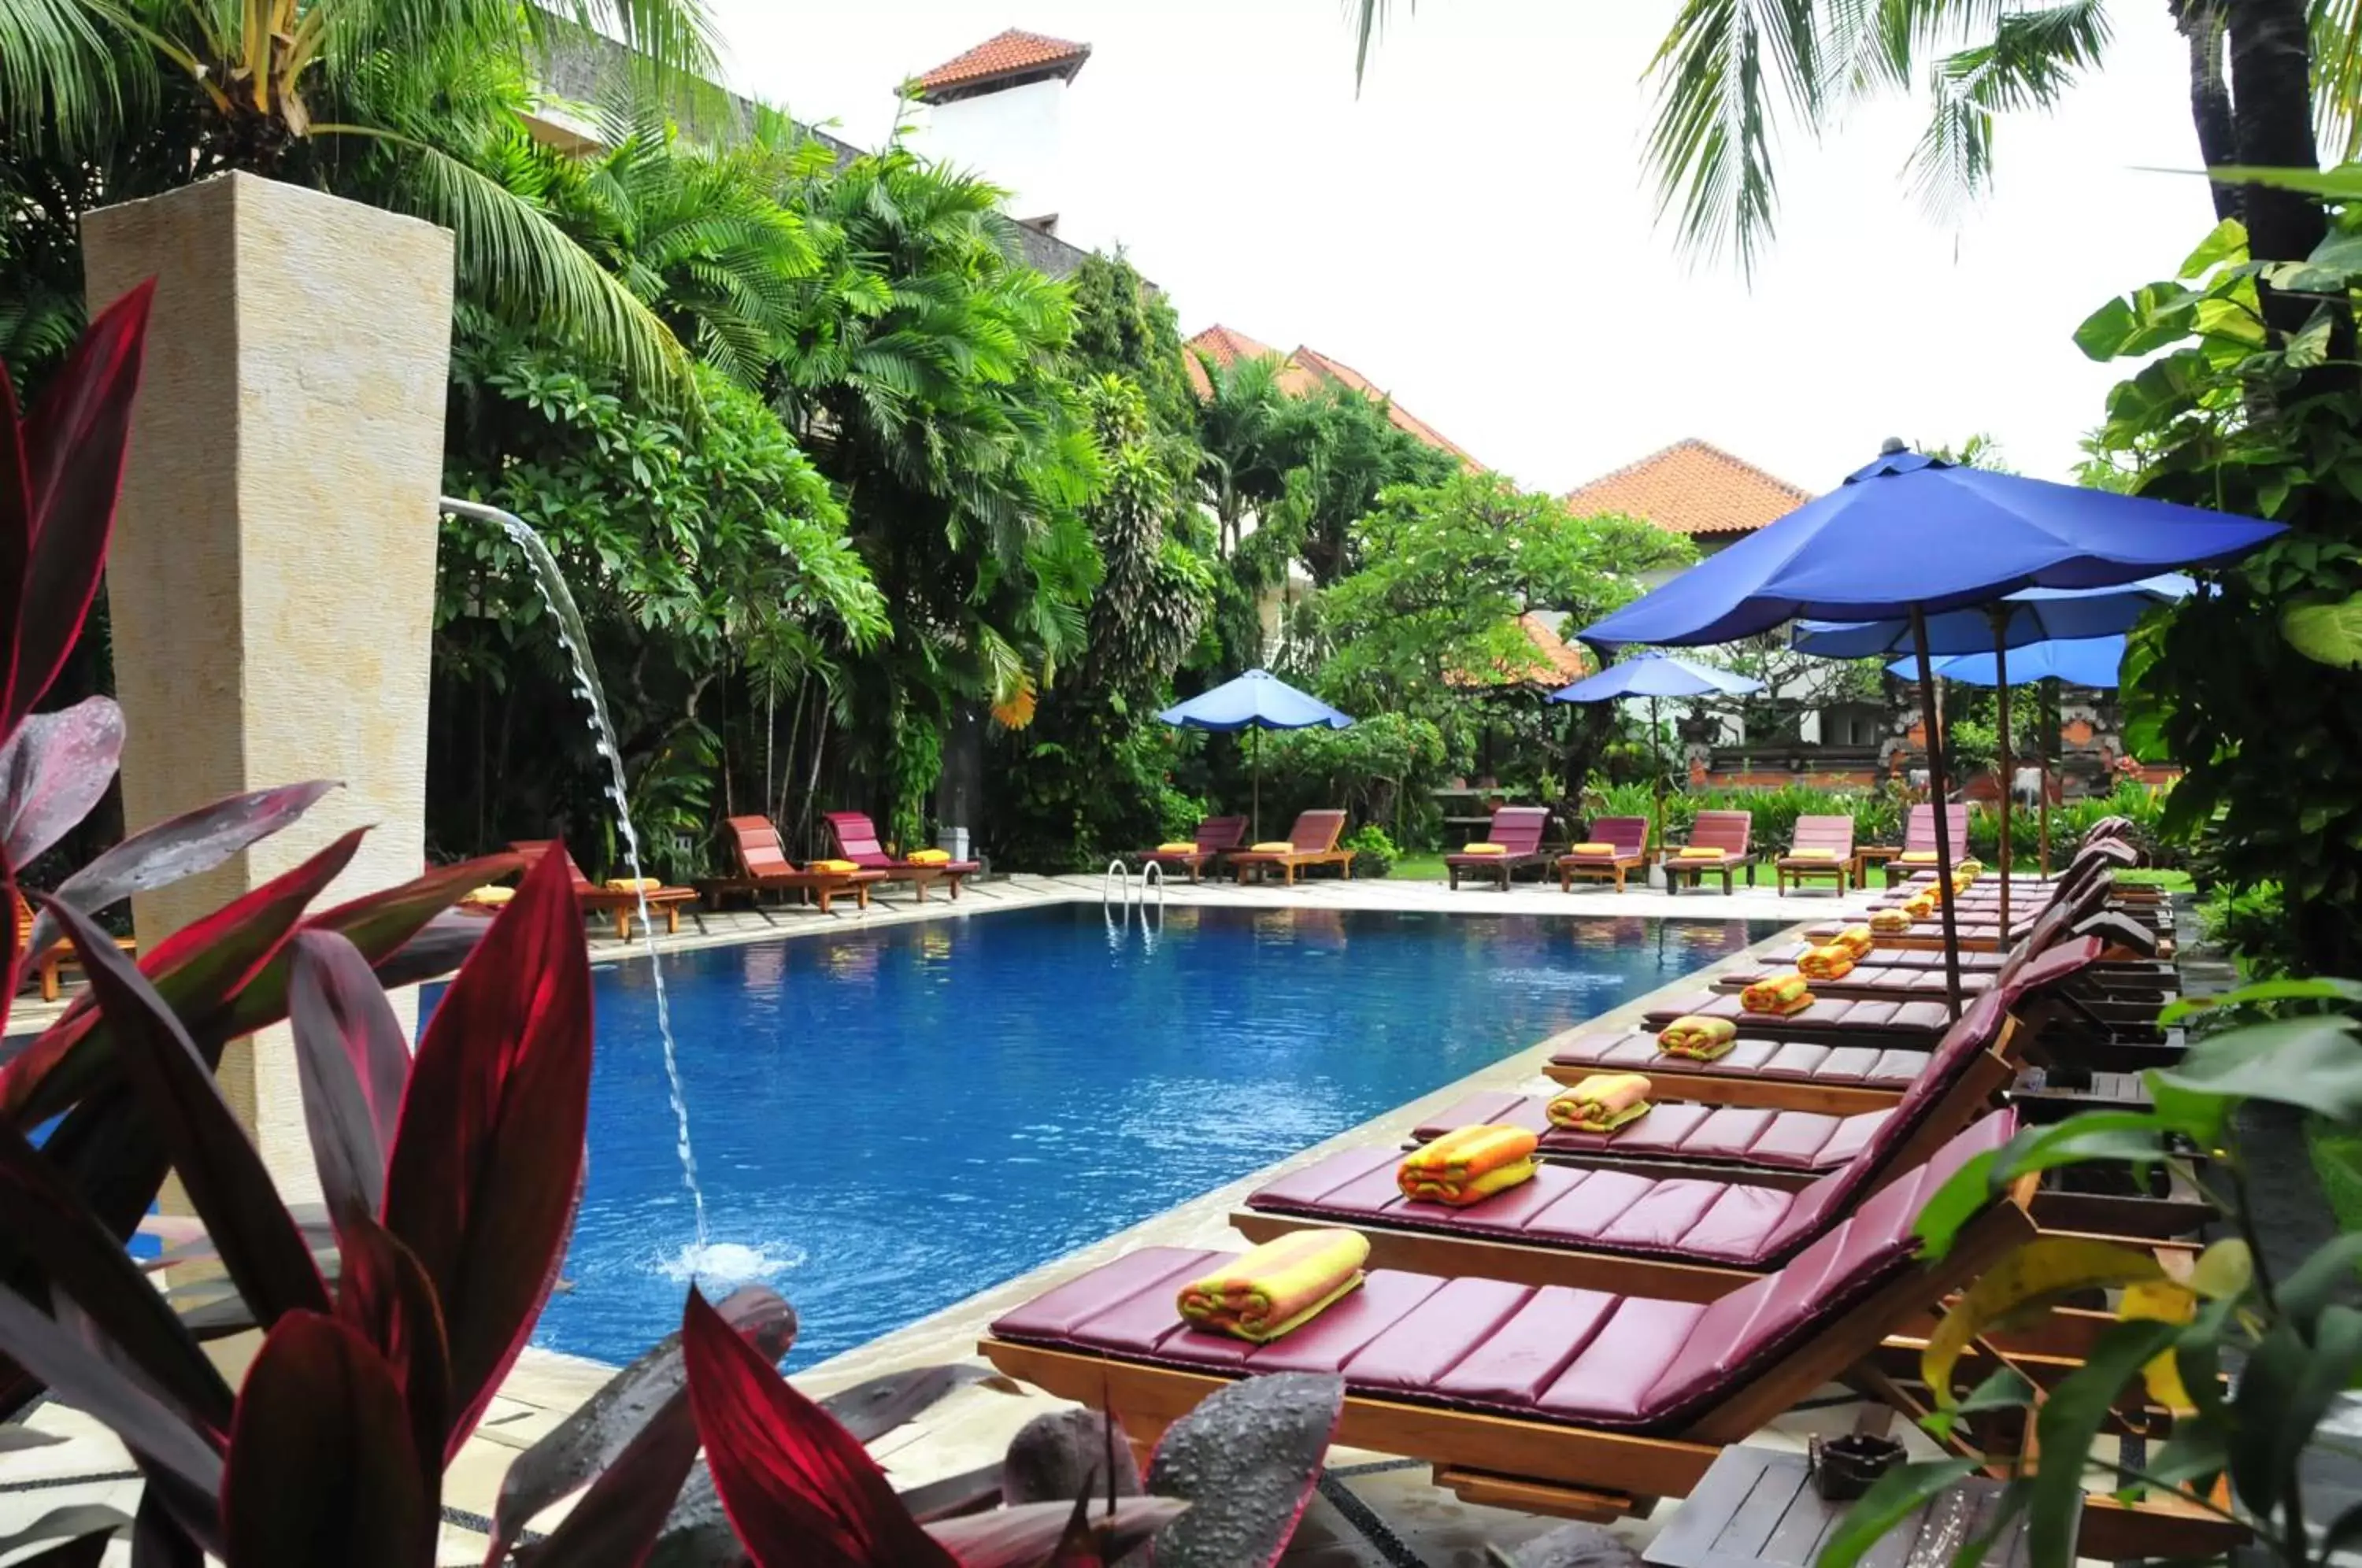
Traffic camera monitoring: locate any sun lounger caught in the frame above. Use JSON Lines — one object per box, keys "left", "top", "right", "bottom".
{"left": 822, "top": 811, "right": 979, "bottom": 901}
{"left": 700, "top": 816, "right": 883, "bottom": 914}
{"left": 1661, "top": 810, "right": 1751, "bottom": 895}
{"left": 13, "top": 889, "right": 135, "bottom": 1003}
{"left": 1139, "top": 815, "right": 1247, "bottom": 883}
{"left": 1238, "top": 1108, "right": 2016, "bottom": 1302}
{"left": 1557, "top": 816, "right": 1650, "bottom": 893}
{"left": 511, "top": 840, "right": 698, "bottom": 941}
{"left": 1445, "top": 806, "right": 1551, "bottom": 890}
{"left": 1228, "top": 809, "right": 1355, "bottom": 886}
{"left": 1880, "top": 803, "right": 1971, "bottom": 884}
{"left": 984, "top": 1138, "right": 2043, "bottom": 1525}
{"left": 1774, "top": 815, "right": 1853, "bottom": 894}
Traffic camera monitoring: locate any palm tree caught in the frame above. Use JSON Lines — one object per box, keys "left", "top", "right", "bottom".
{"left": 1348, "top": 1, "right": 2339, "bottom": 293}
{"left": 0, "top": 0, "right": 722, "bottom": 391}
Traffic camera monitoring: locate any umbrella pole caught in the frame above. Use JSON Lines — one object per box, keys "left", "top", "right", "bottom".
{"left": 1252, "top": 726, "right": 1261, "bottom": 841}
{"left": 2038, "top": 677, "right": 2056, "bottom": 875}
{"left": 1990, "top": 615, "right": 2012, "bottom": 938}
{"left": 1910, "top": 608, "right": 1964, "bottom": 1019}
{"left": 1650, "top": 696, "right": 1666, "bottom": 860}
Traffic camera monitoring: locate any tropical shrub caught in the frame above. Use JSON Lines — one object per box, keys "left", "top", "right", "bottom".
{"left": 1342, "top": 823, "right": 1399, "bottom": 878}
{"left": 1255, "top": 712, "right": 1448, "bottom": 838}
{"left": 1830, "top": 978, "right": 2362, "bottom": 1568}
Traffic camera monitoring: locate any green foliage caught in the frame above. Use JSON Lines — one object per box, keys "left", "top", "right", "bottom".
{"left": 2200, "top": 881, "right": 2296, "bottom": 976}
{"left": 1340, "top": 823, "right": 1399, "bottom": 878}
{"left": 1256, "top": 713, "right": 1448, "bottom": 835}
{"left": 2082, "top": 212, "right": 2362, "bottom": 970}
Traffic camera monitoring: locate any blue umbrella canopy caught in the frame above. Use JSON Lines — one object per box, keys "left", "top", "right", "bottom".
{"left": 1579, "top": 449, "right": 2279, "bottom": 649}
{"left": 1884, "top": 636, "right": 2127, "bottom": 689}
{"left": 1157, "top": 668, "right": 1353, "bottom": 731}
{"left": 1548, "top": 653, "right": 1764, "bottom": 703}
{"left": 1793, "top": 575, "right": 2190, "bottom": 659}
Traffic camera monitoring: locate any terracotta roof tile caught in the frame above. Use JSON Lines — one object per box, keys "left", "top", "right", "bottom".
{"left": 1181, "top": 325, "right": 1479, "bottom": 468}
{"left": 1446, "top": 613, "right": 1594, "bottom": 690}
{"left": 1562, "top": 439, "right": 1810, "bottom": 538}
{"left": 913, "top": 30, "right": 1090, "bottom": 101}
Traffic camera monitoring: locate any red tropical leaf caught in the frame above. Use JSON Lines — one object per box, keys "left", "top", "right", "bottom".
{"left": 45, "top": 894, "right": 328, "bottom": 1326}
{"left": 0, "top": 695, "right": 122, "bottom": 866}
{"left": 220, "top": 1311, "right": 433, "bottom": 1568}
{"left": 925, "top": 1497, "right": 1187, "bottom": 1567}
{"left": 0, "top": 828, "right": 365, "bottom": 1124}
{"left": 332, "top": 1207, "right": 450, "bottom": 1487}
{"left": 380, "top": 847, "right": 590, "bottom": 1459}
{"left": 679, "top": 1287, "right": 957, "bottom": 1568}
{"left": 7, "top": 281, "right": 154, "bottom": 730}
{"left": 288, "top": 930, "right": 410, "bottom": 1217}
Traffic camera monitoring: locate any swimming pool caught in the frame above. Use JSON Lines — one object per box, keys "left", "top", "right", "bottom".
{"left": 532, "top": 903, "right": 1779, "bottom": 1368}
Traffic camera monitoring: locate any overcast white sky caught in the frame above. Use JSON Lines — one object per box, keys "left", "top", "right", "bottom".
{"left": 709, "top": 0, "right": 2218, "bottom": 494}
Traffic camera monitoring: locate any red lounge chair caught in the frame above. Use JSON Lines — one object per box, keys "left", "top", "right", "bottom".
{"left": 822, "top": 811, "right": 979, "bottom": 902}
{"left": 1557, "top": 816, "right": 1649, "bottom": 893}
{"left": 13, "top": 889, "right": 135, "bottom": 1003}
{"left": 703, "top": 816, "right": 884, "bottom": 914}
{"left": 511, "top": 840, "right": 698, "bottom": 941}
{"left": 1661, "top": 809, "right": 1751, "bottom": 895}
{"left": 1444, "top": 806, "right": 1550, "bottom": 890}
{"left": 1774, "top": 815, "right": 1853, "bottom": 895}
{"left": 1885, "top": 803, "right": 1971, "bottom": 882}
{"left": 1139, "top": 815, "right": 1247, "bottom": 884}
{"left": 1227, "top": 810, "right": 1354, "bottom": 886}
{"left": 1238, "top": 1108, "right": 2015, "bottom": 1302}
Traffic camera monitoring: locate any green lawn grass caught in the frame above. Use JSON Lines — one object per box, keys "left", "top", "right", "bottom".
{"left": 1388, "top": 852, "right": 1449, "bottom": 881}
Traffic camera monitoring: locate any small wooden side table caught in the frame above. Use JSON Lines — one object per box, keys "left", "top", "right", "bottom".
{"left": 1644, "top": 1448, "right": 2051, "bottom": 1568}
{"left": 1853, "top": 845, "right": 1901, "bottom": 888}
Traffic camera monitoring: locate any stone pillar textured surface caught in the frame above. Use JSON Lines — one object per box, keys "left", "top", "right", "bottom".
{"left": 82, "top": 172, "right": 454, "bottom": 1203}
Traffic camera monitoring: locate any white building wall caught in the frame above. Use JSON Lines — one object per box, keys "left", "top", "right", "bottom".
{"left": 913, "top": 77, "right": 1068, "bottom": 222}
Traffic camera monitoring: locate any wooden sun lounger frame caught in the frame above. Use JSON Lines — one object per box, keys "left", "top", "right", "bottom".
{"left": 511, "top": 840, "right": 698, "bottom": 941}
{"left": 1660, "top": 809, "right": 1753, "bottom": 895}
{"left": 14, "top": 890, "right": 134, "bottom": 1003}
{"left": 1138, "top": 815, "right": 1249, "bottom": 884}
{"left": 1228, "top": 811, "right": 1356, "bottom": 886}
{"left": 1775, "top": 815, "right": 1855, "bottom": 895}
{"left": 1557, "top": 815, "right": 1650, "bottom": 893}
{"left": 699, "top": 815, "right": 883, "bottom": 915}
{"left": 1446, "top": 805, "right": 1552, "bottom": 891}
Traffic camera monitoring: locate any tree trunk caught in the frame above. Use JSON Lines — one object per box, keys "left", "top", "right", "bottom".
{"left": 2225, "top": 0, "right": 2326, "bottom": 272}
{"left": 2174, "top": 0, "right": 2241, "bottom": 222}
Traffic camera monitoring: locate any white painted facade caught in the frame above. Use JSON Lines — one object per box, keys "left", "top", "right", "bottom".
{"left": 912, "top": 74, "right": 1070, "bottom": 225}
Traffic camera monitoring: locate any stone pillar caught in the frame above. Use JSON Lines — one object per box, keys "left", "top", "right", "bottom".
{"left": 82, "top": 173, "right": 454, "bottom": 1203}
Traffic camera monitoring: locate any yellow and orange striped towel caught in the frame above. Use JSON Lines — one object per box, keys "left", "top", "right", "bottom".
{"left": 1462, "top": 842, "right": 1509, "bottom": 856}
{"left": 1156, "top": 841, "right": 1199, "bottom": 854}
{"left": 1797, "top": 945, "right": 1856, "bottom": 982}
{"left": 1568, "top": 841, "right": 1616, "bottom": 856}
{"left": 604, "top": 877, "right": 661, "bottom": 892}
{"left": 1676, "top": 846, "right": 1727, "bottom": 860}
{"left": 1177, "top": 1230, "right": 1369, "bottom": 1343}
{"left": 1831, "top": 924, "right": 1875, "bottom": 960}
{"left": 1898, "top": 850, "right": 1939, "bottom": 865}
{"left": 1546, "top": 1074, "right": 1653, "bottom": 1133}
{"left": 1249, "top": 841, "right": 1298, "bottom": 854}
{"left": 1870, "top": 908, "right": 1914, "bottom": 934}
{"left": 1657, "top": 1015, "right": 1738, "bottom": 1061}
{"left": 811, "top": 859, "right": 860, "bottom": 875}
{"left": 1397, "top": 1125, "right": 1538, "bottom": 1206}
{"left": 906, "top": 849, "right": 952, "bottom": 865}
{"left": 1739, "top": 973, "right": 1815, "bottom": 1016}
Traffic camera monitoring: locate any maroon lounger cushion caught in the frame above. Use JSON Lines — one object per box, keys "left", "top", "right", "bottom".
{"left": 1409, "top": 1092, "right": 1893, "bottom": 1171}
{"left": 1548, "top": 1033, "right": 1932, "bottom": 1087}
{"left": 992, "top": 1109, "right": 2013, "bottom": 1432}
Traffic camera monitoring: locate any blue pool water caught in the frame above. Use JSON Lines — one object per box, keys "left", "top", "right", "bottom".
{"left": 531, "top": 904, "right": 1777, "bottom": 1368}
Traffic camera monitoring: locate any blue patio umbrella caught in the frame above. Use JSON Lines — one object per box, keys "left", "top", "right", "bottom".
{"left": 1579, "top": 445, "right": 2280, "bottom": 1011}
{"left": 1549, "top": 656, "right": 1764, "bottom": 856}
{"left": 1158, "top": 669, "right": 1352, "bottom": 838}
{"left": 1792, "top": 575, "right": 2192, "bottom": 659}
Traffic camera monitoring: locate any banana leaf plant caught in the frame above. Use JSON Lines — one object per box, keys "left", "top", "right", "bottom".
{"left": 1819, "top": 978, "right": 2362, "bottom": 1568}
{"left": 0, "top": 287, "right": 1352, "bottom": 1566}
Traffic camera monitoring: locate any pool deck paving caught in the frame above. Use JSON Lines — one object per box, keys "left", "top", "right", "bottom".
{"left": 0, "top": 868, "right": 1980, "bottom": 1564}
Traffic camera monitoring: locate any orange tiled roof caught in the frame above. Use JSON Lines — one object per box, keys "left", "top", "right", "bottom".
{"left": 1445, "top": 613, "right": 1593, "bottom": 690}
{"left": 913, "top": 30, "right": 1090, "bottom": 101}
{"left": 1182, "top": 325, "right": 1479, "bottom": 468}
{"left": 1561, "top": 438, "right": 1810, "bottom": 538}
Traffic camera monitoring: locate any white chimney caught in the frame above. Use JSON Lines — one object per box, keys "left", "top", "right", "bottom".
{"left": 904, "top": 28, "right": 1090, "bottom": 229}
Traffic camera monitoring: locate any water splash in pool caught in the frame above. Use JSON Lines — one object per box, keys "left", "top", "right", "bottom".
{"left": 659, "top": 1241, "right": 801, "bottom": 1285}
{"left": 440, "top": 497, "right": 711, "bottom": 1259}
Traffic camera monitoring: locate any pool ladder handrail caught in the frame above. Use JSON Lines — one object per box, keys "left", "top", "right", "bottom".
{"left": 1100, "top": 858, "right": 1167, "bottom": 906}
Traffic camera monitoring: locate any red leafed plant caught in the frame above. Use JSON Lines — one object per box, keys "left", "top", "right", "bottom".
{"left": 0, "top": 292, "right": 1349, "bottom": 1567}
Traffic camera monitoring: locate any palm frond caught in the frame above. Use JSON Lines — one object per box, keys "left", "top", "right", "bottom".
{"left": 1905, "top": 0, "right": 2108, "bottom": 223}
{"left": 2316, "top": 0, "right": 2362, "bottom": 164}
{"left": 1345, "top": 0, "right": 1411, "bottom": 90}
{"left": 2, "top": 0, "right": 134, "bottom": 148}
{"left": 1642, "top": 0, "right": 1825, "bottom": 275}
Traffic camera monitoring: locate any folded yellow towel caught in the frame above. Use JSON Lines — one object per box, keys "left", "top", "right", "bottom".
{"left": 1249, "top": 841, "right": 1297, "bottom": 853}
{"left": 1156, "top": 841, "right": 1199, "bottom": 854}
{"left": 1676, "top": 847, "right": 1726, "bottom": 860}
{"left": 1547, "top": 1074, "right": 1653, "bottom": 1133}
{"left": 461, "top": 885, "right": 515, "bottom": 907}
{"left": 1657, "top": 1015, "right": 1738, "bottom": 1060}
{"left": 1786, "top": 848, "right": 1838, "bottom": 861}
{"left": 1739, "top": 974, "right": 1816, "bottom": 1016}
{"left": 1569, "top": 841, "right": 1616, "bottom": 855}
{"left": 1898, "top": 850, "right": 1939, "bottom": 864}
{"left": 1797, "top": 944, "right": 1857, "bottom": 982}
{"left": 1832, "top": 924, "right": 1875, "bottom": 959}
{"left": 906, "top": 849, "right": 951, "bottom": 865}
{"left": 1177, "top": 1230, "right": 1368, "bottom": 1342}
{"left": 1462, "top": 841, "right": 1508, "bottom": 855}
{"left": 604, "top": 878, "right": 661, "bottom": 892}
{"left": 810, "top": 859, "right": 859, "bottom": 875}
{"left": 1397, "top": 1125, "right": 1539, "bottom": 1206}
{"left": 1958, "top": 858, "right": 1986, "bottom": 876}
{"left": 1870, "top": 908, "right": 1914, "bottom": 934}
